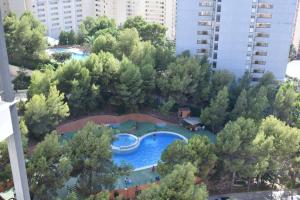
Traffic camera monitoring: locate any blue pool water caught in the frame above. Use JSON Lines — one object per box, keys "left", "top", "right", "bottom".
{"left": 113, "top": 135, "right": 137, "bottom": 147}
{"left": 47, "top": 48, "right": 89, "bottom": 60}
{"left": 112, "top": 133, "right": 184, "bottom": 169}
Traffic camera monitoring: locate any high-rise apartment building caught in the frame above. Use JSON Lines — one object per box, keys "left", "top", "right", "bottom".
{"left": 26, "top": 0, "right": 88, "bottom": 39}
{"left": 176, "top": 0, "right": 300, "bottom": 81}
{"left": 0, "top": 0, "right": 176, "bottom": 40}
{"left": 0, "top": 0, "right": 26, "bottom": 18}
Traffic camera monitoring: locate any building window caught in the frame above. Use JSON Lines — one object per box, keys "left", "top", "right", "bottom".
{"left": 213, "top": 53, "right": 218, "bottom": 59}
{"left": 199, "top": 11, "right": 212, "bottom": 16}
{"left": 197, "top": 49, "right": 208, "bottom": 53}
{"left": 199, "top": 2, "right": 213, "bottom": 7}
{"left": 252, "top": 77, "right": 260, "bottom": 82}
{"left": 216, "top": 15, "right": 221, "bottom": 22}
{"left": 256, "top": 33, "right": 270, "bottom": 38}
{"left": 256, "top": 42, "right": 268, "bottom": 47}
{"left": 257, "top": 13, "right": 272, "bottom": 18}
{"left": 252, "top": 68, "right": 265, "bottom": 73}
{"left": 255, "top": 51, "right": 268, "bottom": 56}
{"left": 256, "top": 23, "right": 271, "bottom": 28}
{"left": 197, "top": 30, "right": 209, "bottom": 35}
{"left": 214, "top": 43, "right": 218, "bottom": 50}
{"left": 217, "top": 5, "right": 221, "bottom": 12}
{"left": 212, "top": 61, "right": 217, "bottom": 68}
{"left": 258, "top": 3, "right": 273, "bottom": 9}
{"left": 253, "top": 60, "right": 266, "bottom": 65}
{"left": 198, "top": 21, "right": 212, "bottom": 26}
{"left": 197, "top": 40, "right": 208, "bottom": 44}
{"left": 215, "top": 34, "right": 219, "bottom": 41}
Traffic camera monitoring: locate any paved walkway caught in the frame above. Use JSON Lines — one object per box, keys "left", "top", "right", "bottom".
{"left": 210, "top": 188, "right": 300, "bottom": 200}
{"left": 56, "top": 114, "right": 169, "bottom": 133}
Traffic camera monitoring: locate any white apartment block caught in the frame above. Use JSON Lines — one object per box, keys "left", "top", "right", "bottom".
{"left": 109, "top": 0, "right": 176, "bottom": 39}
{"left": 176, "top": 0, "right": 300, "bottom": 81}
{"left": 0, "top": 0, "right": 26, "bottom": 18}
{"left": 1, "top": 0, "right": 176, "bottom": 40}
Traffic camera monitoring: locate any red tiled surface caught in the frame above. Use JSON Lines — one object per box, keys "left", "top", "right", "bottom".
{"left": 56, "top": 114, "right": 168, "bottom": 134}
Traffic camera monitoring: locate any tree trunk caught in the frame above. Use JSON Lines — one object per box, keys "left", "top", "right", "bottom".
{"left": 257, "top": 175, "right": 261, "bottom": 189}
{"left": 231, "top": 171, "right": 236, "bottom": 192}
{"left": 89, "top": 171, "right": 92, "bottom": 194}
{"left": 247, "top": 177, "right": 251, "bottom": 192}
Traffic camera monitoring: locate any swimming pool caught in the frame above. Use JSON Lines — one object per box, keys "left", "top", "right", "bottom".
{"left": 113, "top": 134, "right": 137, "bottom": 147}
{"left": 47, "top": 47, "right": 89, "bottom": 60}
{"left": 112, "top": 132, "right": 187, "bottom": 170}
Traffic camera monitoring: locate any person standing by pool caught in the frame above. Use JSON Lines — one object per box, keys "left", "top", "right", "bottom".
{"left": 152, "top": 165, "right": 155, "bottom": 172}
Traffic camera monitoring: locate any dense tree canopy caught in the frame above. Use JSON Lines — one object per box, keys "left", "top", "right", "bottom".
{"left": 216, "top": 117, "right": 262, "bottom": 190}
{"left": 273, "top": 82, "right": 300, "bottom": 126}
{"left": 255, "top": 116, "right": 300, "bottom": 187}
{"left": 59, "top": 30, "right": 77, "bottom": 45}
{"left": 28, "top": 134, "right": 72, "bottom": 200}
{"left": 24, "top": 85, "right": 69, "bottom": 139}
{"left": 158, "top": 55, "right": 204, "bottom": 104}
{"left": 158, "top": 136, "right": 217, "bottom": 179}
{"left": 113, "top": 57, "right": 144, "bottom": 110}
{"left": 124, "top": 16, "right": 167, "bottom": 46}
{"left": 67, "top": 123, "right": 121, "bottom": 195}
{"left": 201, "top": 87, "right": 229, "bottom": 132}
{"left": 3, "top": 12, "right": 48, "bottom": 69}
{"left": 138, "top": 163, "right": 208, "bottom": 200}
{"left": 13, "top": 13, "right": 300, "bottom": 199}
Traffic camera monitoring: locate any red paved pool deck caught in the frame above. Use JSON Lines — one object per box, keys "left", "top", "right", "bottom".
{"left": 109, "top": 177, "right": 201, "bottom": 199}
{"left": 110, "top": 183, "right": 154, "bottom": 200}
{"left": 56, "top": 114, "right": 169, "bottom": 134}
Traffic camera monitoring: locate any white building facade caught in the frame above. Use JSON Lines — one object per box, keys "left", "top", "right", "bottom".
{"left": 176, "top": 0, "right": 300, "bottom": 81}
{"left": 0, "top": 0, "right": 26, "bottom": 18}
{"left": 1, "top": 0, "right": 176, "bottom": 40}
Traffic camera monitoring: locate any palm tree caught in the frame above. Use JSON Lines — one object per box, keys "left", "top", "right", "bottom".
{"left": 84, "top": 35, "right": 95, "bottom": 52}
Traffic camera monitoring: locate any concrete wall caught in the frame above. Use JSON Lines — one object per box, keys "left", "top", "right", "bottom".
{"left": 176, "top": 0, "right": 199, "bottom": 55}
{"left": 216, "top": 0, "right": 253, "bottom": 77}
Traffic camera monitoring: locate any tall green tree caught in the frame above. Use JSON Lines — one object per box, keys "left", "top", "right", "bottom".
{"left": 92, "top": 33, "right": 117, "bottom": 54}
{"left": 201, "top": 87, "right": 229, "bottom": 132}
{"left": 3, "top": 12, "right": 47, "bottom": 68}
{"left": 154, "top": 40, "right": 176, "bottom": 71}
{"left": 255, "top": 116, "right": 300, "bottom": 187}
{"left": 115, "top": 28, "right": 140, "bottom": 59}
{"left": 123, "top": 16, "right": 167, "bottom": 46}
{"left": 24, "top": 85, "right": 69, "bottom": 139}
{"left": 158, "top": 136, "right": 217, "bottom": 179}
{"left": 273, "top": 82, "right": 299, "bottom": 125}
{"left": 129, "top": 41, "right": 156, "bottom": 103}
{"left": 113, "top": 57, "right": 144, "bottom": 110}
{"left": 230, "top": 89, "right": 248, "bottom": 120}
{"left": 123, "top": 16, "right": 147, "bottom": 37}
{"left": 28, "top": 134, "right": 72, "bottom": 200}
{"left": 210, "top": 70, "right": 235, "bottom": 98}
{"left": 59, "top": 30, "right": 76, "bottom": 45}
{"left": 158, "top": 56, "right": 203, "bottom": 104}
{"left": 78, "top": 16, "right": 117, "bottom": 38}
{"left": 138, "top": 163, "right": 208, "bottom": 200}
{"left": 68, "top": 123, "right": 120, "bottom": 195}
{"left": 55, "top": 60, "right": 100, "bottom": 115}
{"left": 247, "top": 86, "right": 269, "bottom": 120}
{"left": 28, "top": 66, "right": 55, "bottom": 97}
{"left": 217, "top": 117, "right": 265, "bottom": 191}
